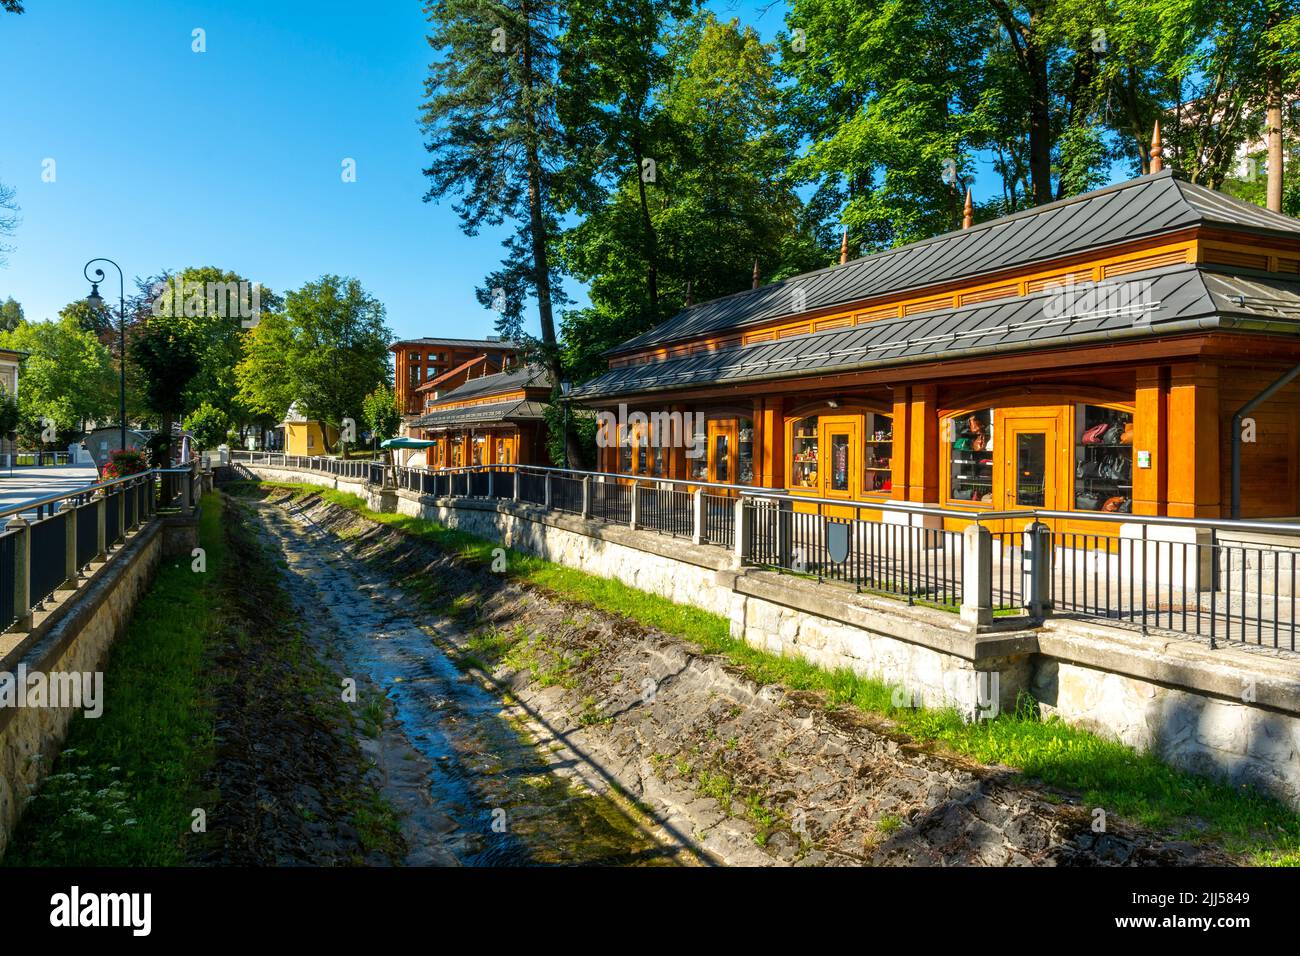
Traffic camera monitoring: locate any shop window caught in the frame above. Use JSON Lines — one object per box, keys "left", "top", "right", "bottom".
{"left": 738, "top": 419, "right": 755, "bottom": 484}
{"left": 829, "top": 433, "right": 850, "bottom": 491}
{"left": 619, "top": 426, "right": 633, "bottom": 473}
{"left": 948, "top": 410, "right": 993, "bottom": 503}
{"left": 791, "top": 416, "right": 819, "bottom": 490}
{"left": 714, "top": 430, "right": 731, "bottom": 483}
{"left": 1074, "top": 404, "right": 1133, "bottom": 513}
{"left": 864, "top": 412, "right": 892, "bottom": 494}
{"left": 473, "top": 437, "right": 486, "bottom": 466}
{"left": 651, "top": 444, "right": 666, "bottom": 478}
{"left": 452, "top": 444, "right": 463, "bottom": 467}
{"left": 636, "top": 423, "right": 648, "bottom": 474}
{"left": 689, "top": 420, "right": 707, "bottom": 481}
{"left": 1015, "top": 432, "right": 1047, "bottom": 506}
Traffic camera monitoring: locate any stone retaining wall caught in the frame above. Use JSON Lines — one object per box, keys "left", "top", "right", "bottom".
{"left": 0, "top": 520, "right": 163, "bottom": 858}
{"left": 233, "top": 464, "right": 1300, "bottom": 809}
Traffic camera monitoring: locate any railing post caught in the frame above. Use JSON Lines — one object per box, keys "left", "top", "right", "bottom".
{"left": 692, "top": 488, "right": 706, "bottom": 545}
{"left": 581, "top": 476, "right": 591, "bottom": 519}
{"left": 1023, "top": 520, "right": 1053, "bottom": 619}
{"left": 512, "top": 469, "right": 520, "bottom": 501}
{"left": 61, "top": 501, "right": 78, "bottom": 587}
{"left": 183, "top": 468, "right": 194, "bottom": 516}
{"left": 733, "top": 495, "right": 752, "bottom": 566}
{"left": 117, "top": 484, "right": 127, "bottom": 542}
{"left": 629, "top": 483, "right": 640, "bottom": 530}
{"left": 487, "top": 468, "right": 494, "bottom": 498}
{"left": 960, "top": 522, "right": 994, "bottom": 629}
{"left": 10, "top": 516, "right": 31, "bottom": 631}
{"left": 544, "top": 473, "right": 552, "bottom": 510}
{"left": 96, "top": 492, "right": 107, "bottom": 559}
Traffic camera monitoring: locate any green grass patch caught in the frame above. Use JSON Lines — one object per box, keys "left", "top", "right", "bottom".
{"left": 4, "top": 495, "right": 225, "bottom": 866}
{"left": 241, "top": 481, "right": 1300, "bottom": 864}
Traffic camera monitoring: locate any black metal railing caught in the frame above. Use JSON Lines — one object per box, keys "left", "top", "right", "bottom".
{"left": 638, "top": 484, "right": 692, "bottom": 537}
{"left": 231, "top": 454, "right": 1300, "bottom": 654}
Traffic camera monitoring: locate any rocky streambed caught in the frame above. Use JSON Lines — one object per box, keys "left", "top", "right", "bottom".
{"left": 232, "top": 486, "right": 1232, "bottom": 867}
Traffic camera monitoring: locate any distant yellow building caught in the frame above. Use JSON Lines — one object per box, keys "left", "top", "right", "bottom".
{"left": 277, "top": 402, "right": 339, "bottom": 456}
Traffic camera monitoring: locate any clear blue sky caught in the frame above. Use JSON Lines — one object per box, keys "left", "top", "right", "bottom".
{"left": 0, "top": 0, "right": 1044, "bottom": 343}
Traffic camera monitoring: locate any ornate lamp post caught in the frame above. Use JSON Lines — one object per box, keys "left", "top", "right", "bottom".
{"left": 83, "top": 258, "right": 128, "bottom": 456}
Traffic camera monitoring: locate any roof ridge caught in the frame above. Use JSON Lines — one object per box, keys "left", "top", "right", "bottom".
{"left": 610, "top": 171, "right": 1189, "bottom": 355}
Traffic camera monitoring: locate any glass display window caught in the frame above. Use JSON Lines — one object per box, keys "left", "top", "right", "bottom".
{"left": 689, "top": 419, "right": 708, "bottom": 481}
{"left": 1073, "top": 404, "right": 1133, "bottom": 513}
{"left": 791, "top": 416, "right": 819, "bottom": 490}
{"left": 948, "top": 409, "right": 994, "bottom": 503}
{"left": 651, "top": 444, "right": 666, "bottom": 478}
{"left": 472, "top": 436, "right": 486, "bottom": 466}
{"left": 737, "top": 418, "right": 755, "bottom": 484}
{"left": 863, "top": 412, "right": 893, "bottom": 494}
{"left": 619, "top": 425, "right": 633, "bottom": 473}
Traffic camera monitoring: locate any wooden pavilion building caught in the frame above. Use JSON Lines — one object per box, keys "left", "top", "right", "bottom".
{"left": 572, "top": 168, "right": 1300, "bottom": 533}
{"left": 410, "top": 364, "right": 554, "bottom": 470}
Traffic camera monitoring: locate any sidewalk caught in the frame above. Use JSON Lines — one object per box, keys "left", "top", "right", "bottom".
{"left": 0, "top": 462, "right": 100, "bottom": 518}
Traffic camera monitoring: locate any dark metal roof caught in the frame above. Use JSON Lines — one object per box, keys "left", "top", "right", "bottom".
{"left": 572, "top": 263, "right": 1300, "bottom": 400}
{"left": 610, "top": 171, "right": 1300, "bottom": 356}
{"left": 391, "top": 337, "right": 517, "bottom": 350}
{"left": 427, "top": 364, "right": 551, "bottom": 406}
{"left": 411, "top": 399, "right": 549, "bottom": 430}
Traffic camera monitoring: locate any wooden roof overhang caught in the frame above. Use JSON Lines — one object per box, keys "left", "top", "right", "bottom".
{"left": 573, "top": 263, "right": 1300, "bottom": 407}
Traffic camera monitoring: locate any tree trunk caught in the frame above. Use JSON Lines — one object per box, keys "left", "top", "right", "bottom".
{"left": 521, "top": 0, "right": 583, "bottom": 469}
{"left": 1026, "top": 36, "right": 1053, "bottom": 205}
{"left": 1266, "top": 12, "right": 1284, "bottom": 213}
{"left": 633, "top": 135, "right": 660, "bottom": 318}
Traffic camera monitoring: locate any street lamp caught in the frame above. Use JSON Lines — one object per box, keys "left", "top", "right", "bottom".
{"left": 83, "top": 259, "right": 127, "bottom": 457}
{"left": 559, "top": 380, "right": 572, "bottom": 469}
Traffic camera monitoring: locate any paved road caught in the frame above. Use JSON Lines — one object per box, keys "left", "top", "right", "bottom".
{"left": 0, "top": 463, "right": 99, "bottom": 518}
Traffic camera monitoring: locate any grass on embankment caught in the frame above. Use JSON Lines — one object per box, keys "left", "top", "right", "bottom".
{"left": 245, "top": 481, "right": 1300, "bottom": 865}
{"left": 4, "top": 495, "right": 224, "bottom": 867}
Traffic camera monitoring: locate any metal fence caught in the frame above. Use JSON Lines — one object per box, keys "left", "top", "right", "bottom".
{"left": 0, "top": 465, "right": 198, "bottom": 634}
{"left": 228, "top": 452, "right": 1300, "bottom": 655}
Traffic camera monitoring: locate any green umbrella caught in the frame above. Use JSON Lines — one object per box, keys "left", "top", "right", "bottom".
{"left": 380, "top": 437, "right": 437, "bottom": 449}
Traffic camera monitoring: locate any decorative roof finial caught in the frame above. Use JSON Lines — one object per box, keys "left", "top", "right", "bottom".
{"left": 962, "top": 187, "right": 974, "bottom": 229}
{"left": 839, "top": 228, "right": 849, "bottom": 265}
{"left": 752, "top": 259, "right": 760, "bottom": 290}
{"left": 1150, "top": 119, "right": 1163, "bottom": 174}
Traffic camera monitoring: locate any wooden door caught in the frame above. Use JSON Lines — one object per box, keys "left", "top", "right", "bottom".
{"left": 819, "top": 416, "right": 859, "bottom": 518}
{"left": 1000, "top": 415, "right": 1059, "bottom": 531}
{"left": 707, "top": 419, "right": 738, "bottom": 486}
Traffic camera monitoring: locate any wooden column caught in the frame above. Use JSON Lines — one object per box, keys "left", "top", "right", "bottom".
{"left": 891, "top": 387, "right": 911, "bottom": 501}
{"left": 1132, "top": 366, "right": 1167, "bottom": 516}
{"left": 907, "top": 384, "right": 940, "bottom": 503}
{"left": 759, "top": 396, "right": 784, "bottom": 488}
{"left": 1167, "top": 363, "right": 1221, "bottom": 518}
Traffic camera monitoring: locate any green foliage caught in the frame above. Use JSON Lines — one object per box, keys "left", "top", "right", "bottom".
{"left": 235, "top": 276, "right": 390, "bottom": 454}
{"left": 184, "top": 401, "right": 231, "bottom": 451}
{"left": 3, "top": 495, "right": 223, "bottom": 866}
{"left": 0, "top": 314, "right": 117, "bottom": 440}
{"left": 0, "top": 295, "right": 22, "bottom": 332}
{"left": 361, "top": 384, "right": 401, "bottom": 442}
{"left": 420, "top": 0, "right": 568, "bottom": 355}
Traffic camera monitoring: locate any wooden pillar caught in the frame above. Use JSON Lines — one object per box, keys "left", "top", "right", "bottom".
{"left": 907, "top": 383, "right": 940, "bottom": 503}
{"left": 1167, "top": 363, "right": 1221, "bottom": 518}
{"left": 891, "top": 386, "right": 911, "bottom": 501}
{"left": 1132, "top": 366, "right": 1168, "bottom": 516}
{"left": 669, "top": 404, "right": 689, "bottom": 480}
{"left": 759, "top": 396, "right": 784, "bottom": 488}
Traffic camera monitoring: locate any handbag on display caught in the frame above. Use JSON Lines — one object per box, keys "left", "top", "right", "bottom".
{"left": 1082, "top": 459, "right": 1102, "bottom": 479}
{"left": 1081, "top": 422, "right": 1109, "bottom": 444}
{"left": 1120, "top": 422, "right": 1134, "bottom": 445}
{"left": 1101, "top": 496, "right": 1126, "bottom": 512}
{"left": 1102, "top": 423, "right": 1124, "bottom": 445}
{"left": 954, "top": 437, "right": 972, "bottom": 450}
{"left": 1075, "top": 492, "right": 1101, "bottom": 510}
